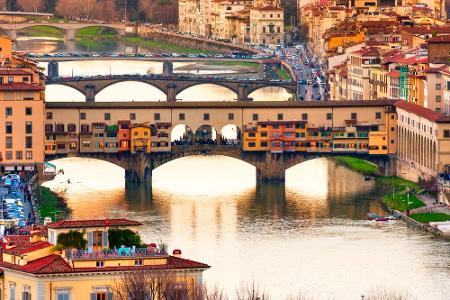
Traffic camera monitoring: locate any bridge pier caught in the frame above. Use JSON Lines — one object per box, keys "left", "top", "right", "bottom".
{"left": 238, "top": 84, "right": 251, "bottom": 101}
{"left": 249, "top": 152, "right": 287, "bottom": 182}
{"left": 85, "top": 84, "right": 96, "bottom": 102}
{"left": 65, "top": 28, "right": 75, "bottom": 41}
{"left": 126, "top": 153, "right": 152, "bottom": 184}
{"left": 167, "top": 84, "right": 177, "bottom": 102}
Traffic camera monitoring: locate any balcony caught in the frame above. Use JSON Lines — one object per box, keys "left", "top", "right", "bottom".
{"left": 66, "top": 247, "right": 167, "bottom": 260}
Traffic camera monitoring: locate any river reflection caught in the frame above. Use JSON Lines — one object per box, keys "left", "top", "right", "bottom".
{"left": 43, "top": 156, "right": 450, "bottom": 299}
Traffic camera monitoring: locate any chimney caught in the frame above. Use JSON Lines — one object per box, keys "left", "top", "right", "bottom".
{"left": 172, "top": 249, "right": 182, "bottom": 258}
{"left": 43, "top": 217, "right": 52, "bottom": 226}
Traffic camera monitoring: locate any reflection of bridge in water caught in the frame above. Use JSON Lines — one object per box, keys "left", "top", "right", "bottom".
{"left": 46, "top": 75, "right": 298, "bottom": 102}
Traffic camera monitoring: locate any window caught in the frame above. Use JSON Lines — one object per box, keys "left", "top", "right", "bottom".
{"left": 25, "top": 107, "right": 32, "bottom": 115}
{"left": 56, "top": 124, "right": 64, "bottom": 133}
{"left": 104, "top": 113, "right": 110, "bottom": 120}
{"left": 67, "top": 124, "right": 76, "bottom": 133}
{"left": 6, "top": 136, "right": 12, "bottom": 149}
{"left": 130, "top": 113, "right": 136, "bottom": 120}
{"left": 22, "top": 285, "right": 31, "bottom": 300}
{"left": 135, "top": 259, "right": 143, "bottom": 266}
{"left": 81, "top": 124, "right": 89, "bottom": 133}
{"left": 203, "top": 113, "right": 210, "bottom": 121}
{"left": 436, "top": 83, "right": 441, "bottom": 90}
{"left": 80, "top": 112, "right": 86, "bottom": 120}
{"left": 26, "top": 151, "right": 32, "bottom": 159}
{"left": 261, "top": 132, "right": 267, "bottom": 137}
{"left": 5, "top": 107, "right": 12, "bottom": 116}
{"left": 56, "top": 289, "right": 71, "bottom": 300}
{"left": 252, "top": 113, "right": 258, "bottom": 121}
{"left": 248, "top": 132, "right": 256, "bottom": 137}
{"left": 46, "top": 112, "right": 52, "bottom": 119}
{"left": 391, "top": 127, "right": 394, "bottom": 132}
{"left": 9, "top": 282, "right": 15, "bottom": 300}
{"left": 26, "top": 136, "right": 32, "bottom": 149}
{"left": 5, "top": 151, "right": 12, "bottom": 160}
{"left": 96, "top": 261, "right": 104, "bottom": 268}
{"left": 375, "top": 112, "right": 382, "bottom": 119}
{"left": 179, "top": 113, "right": 185, "bottom": 120}
{"left": 261, "top": 141, "right": 268, "bottom": 147}
{"left": 444, "top": 130, "right": 450, "bottom": 138}
{"left": 351, "top": 112, "right": 357, "bottom": 120}
{"left": 5, "top": 122, "right": 12, "bottom": 134}
{"left": 8, "top": 76, "right": 13, "bottom": 83}
{"left": 16, "top": 151, "right": 22, "bottom": 160}
{"left": 22, "top": 76, "right": 29, "bottom": 82}
{"left": 228, "top": 113, "right": 234, "bottom": 120}
{"left": 25, "top": 122, "right": 32, "bottom": 134}
{"left": 277, "top": 113, "right": 283, "bottom": 120}
{"left": 154, "top": 113, "right": 160, "bottom": 121}
{"left": 436, "top": 95, "right": 441, "bottom": 102}
{"left": 302, "top": 113, "right": 308, "bottom": 120}
{"left": 248, "top": 142, "right": 256, "bottom": 147}
{"left": 326, "top": 113, "right": 332, "bottom": 120}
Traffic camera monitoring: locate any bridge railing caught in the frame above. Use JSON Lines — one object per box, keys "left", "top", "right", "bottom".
{"left": 171, "top": 144, "right": 241, "bottom": 152}
{"left": 66, "top": 247, "right": 167, "bottom": 260}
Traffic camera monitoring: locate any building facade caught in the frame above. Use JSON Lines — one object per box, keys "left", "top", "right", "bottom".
{"left": 0, "top": 36, "right": 45, "bottom": 173}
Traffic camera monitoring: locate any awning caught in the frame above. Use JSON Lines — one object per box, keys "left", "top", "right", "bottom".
{"left": 24, "top": 166, "right": 35, "bottom": 171}
{"left": 4, "top": 166, "right": 15, "bottom": 171}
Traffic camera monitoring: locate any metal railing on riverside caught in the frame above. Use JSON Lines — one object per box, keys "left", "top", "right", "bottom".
{"left": 66, "top": 247, "right": 167, "bottom": 260}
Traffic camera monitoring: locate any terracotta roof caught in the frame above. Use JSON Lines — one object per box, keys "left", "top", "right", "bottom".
{"left": 47, "top": 218, "right": 142, "bottom": 229}
{"left": 401, "top": 26, "right": 450, "bottom": 35}
{"left": 0, "top": 69, "right": 32, "bottom": 76}
{"left": 251, "top": 5, "right": 283, "bottom": 11}
{"left": 3, "top": 241, "right": 52, "bottom": 255}
{"left": 0, "top": 255, "right": 209, "bottom": 275}
{"left": 424, "top": 65, "right": 446, "bottom": 73}
{"left": 3, "top": 235, "right": 29, "bottom": 248}
{"left": 387, "top": 70, "right": 400, "bottom": 77}
{"left": 0, "top": 254, "right": 72, "bottom": 274}
{"left": 394, "top": 100, "right": 450, "bottom": 122}
{"left": 0, "top": 82, "right": 44, "bottom": 91}
{"left": 427, "top": 35, "right": 450, "bottom": 43}
{"left": 351, "top": 47, "right": 380, "bottom": 57}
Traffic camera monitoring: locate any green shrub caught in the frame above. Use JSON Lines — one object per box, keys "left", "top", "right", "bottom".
{"left": 57, "top": 230, "right": 87, "bottom": 249}
{"left": 108, "top": 228, "right": 142, "bottom": 248}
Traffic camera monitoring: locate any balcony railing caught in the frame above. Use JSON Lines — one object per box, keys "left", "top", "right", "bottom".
{"left": 66, "top": 247, "right": 167, "bottom": 260}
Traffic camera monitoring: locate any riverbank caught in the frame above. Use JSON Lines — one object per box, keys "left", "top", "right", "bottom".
{"left": 332, "top": 156, "right": 378, "bottom": 176}
{"left": 121, "top": 36, "right": 219, "bottom": 55}
{"left": 37, "top": 186, "right": 71, "bottom": 221}
{"left": 175, "top": 61, "right": 258, "bottom": 73}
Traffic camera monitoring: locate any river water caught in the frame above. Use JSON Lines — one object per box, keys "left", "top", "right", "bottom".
{"left": 43, "top": 157, "right": 450, "bottom": 299}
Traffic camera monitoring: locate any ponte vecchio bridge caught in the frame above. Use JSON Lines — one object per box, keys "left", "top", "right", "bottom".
{"left": 44, "top": 100, "right": 402, "bottom": 184}
{"left": 46, "top": 75, "right": 298, "bottom": 102}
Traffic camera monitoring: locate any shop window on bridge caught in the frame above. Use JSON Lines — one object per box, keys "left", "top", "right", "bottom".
{"left": 295, "top": 123, "right": 305, "bottom": 129}
{"left": 56, "top": 124, "right": 65, "bottom": 133}
{"left": 57, "top": 144, "right": 65, "bottom": 150}
{"left": 348, "top": 132, "right": 355, "bottom": 138}
{"left": 248, "top": 142, "right": 256, "bottom": 147}
{"left": 261, "top": 141, "right": 268, "bottom": 147}
{"left": 261, "top": 132, "right": 268, "bottom": 137}
{"left": 68, "top": 124, "right": 76, "bottom": 133}
{"left": 45, "top": 124, "right": 53, "bottom": 133}
{"left": 82, "top": 141, "right": 90, "bottom": 148}
{"left": 81, "top": 124, "right": 90, "bottom": 133}
{"left": 370, "top": 125, "right": 379, "bottom": 131}
{"left": 69, "top": 142, "right": 77, "bottom": 150}
{"left": 248, "top": 132, "right": 256, "bottom": 137}
{"left": 296, "top": 132, "right": 305, "bottom": 138}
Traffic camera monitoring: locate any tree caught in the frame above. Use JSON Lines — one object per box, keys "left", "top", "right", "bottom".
{"left": 56, "top": 230, "right": 87, "bottom": 249}
{"left": 108, "top": 228, "right": 142, "bottom": 248}
{"left": 16, "top": 0, "right": 44, "bottom": 12}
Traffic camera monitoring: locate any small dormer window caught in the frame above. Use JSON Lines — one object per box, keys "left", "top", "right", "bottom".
{"left": 96, "top": 261, "right": 104, "bottom": 268}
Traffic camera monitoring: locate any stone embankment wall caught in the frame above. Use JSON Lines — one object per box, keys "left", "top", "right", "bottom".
{"left": 139, "top": 28, "right": 260, "bottom": 54}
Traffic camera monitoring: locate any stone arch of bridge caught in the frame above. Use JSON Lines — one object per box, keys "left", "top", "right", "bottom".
{"left": 93, "top": 80, "right": 168, "bottom": 98}
{"left": 46, "top": 153, "right": 132, "bottom": 172}
{"left": 175, "top": 82, "right": 239, "bottom": 99}
{"left": 45, "top": 82, "right": 87, "bottom": 98}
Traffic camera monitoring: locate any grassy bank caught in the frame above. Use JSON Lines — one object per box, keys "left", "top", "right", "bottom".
{"left": 20, "top": 25, "right": 64, "bottom": 38}
{"left": 206, "top": 60, "right": 259, "bottom": 70}
{"left": 121, "top": 36, "right": 219, "bottom": 55}
{"left": 332, "top": 156, "right": 378, "bottom": 176}
{"left": 76, "top": 26, "right": 118, "bottom": 39}
{"left": 38, "top": 186, "right": 71, "bottom": 221}
{"left": 410, "top": 212, "right": 450, "bottom": 223}
{"left": 377, "top": 176, "right": 425, "bottom": 211}
{"left": 330, "top": 156, "right": 425, "bottom": 212}
{"left": 276, "top": 68, "right": 292, "bottom": 80}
